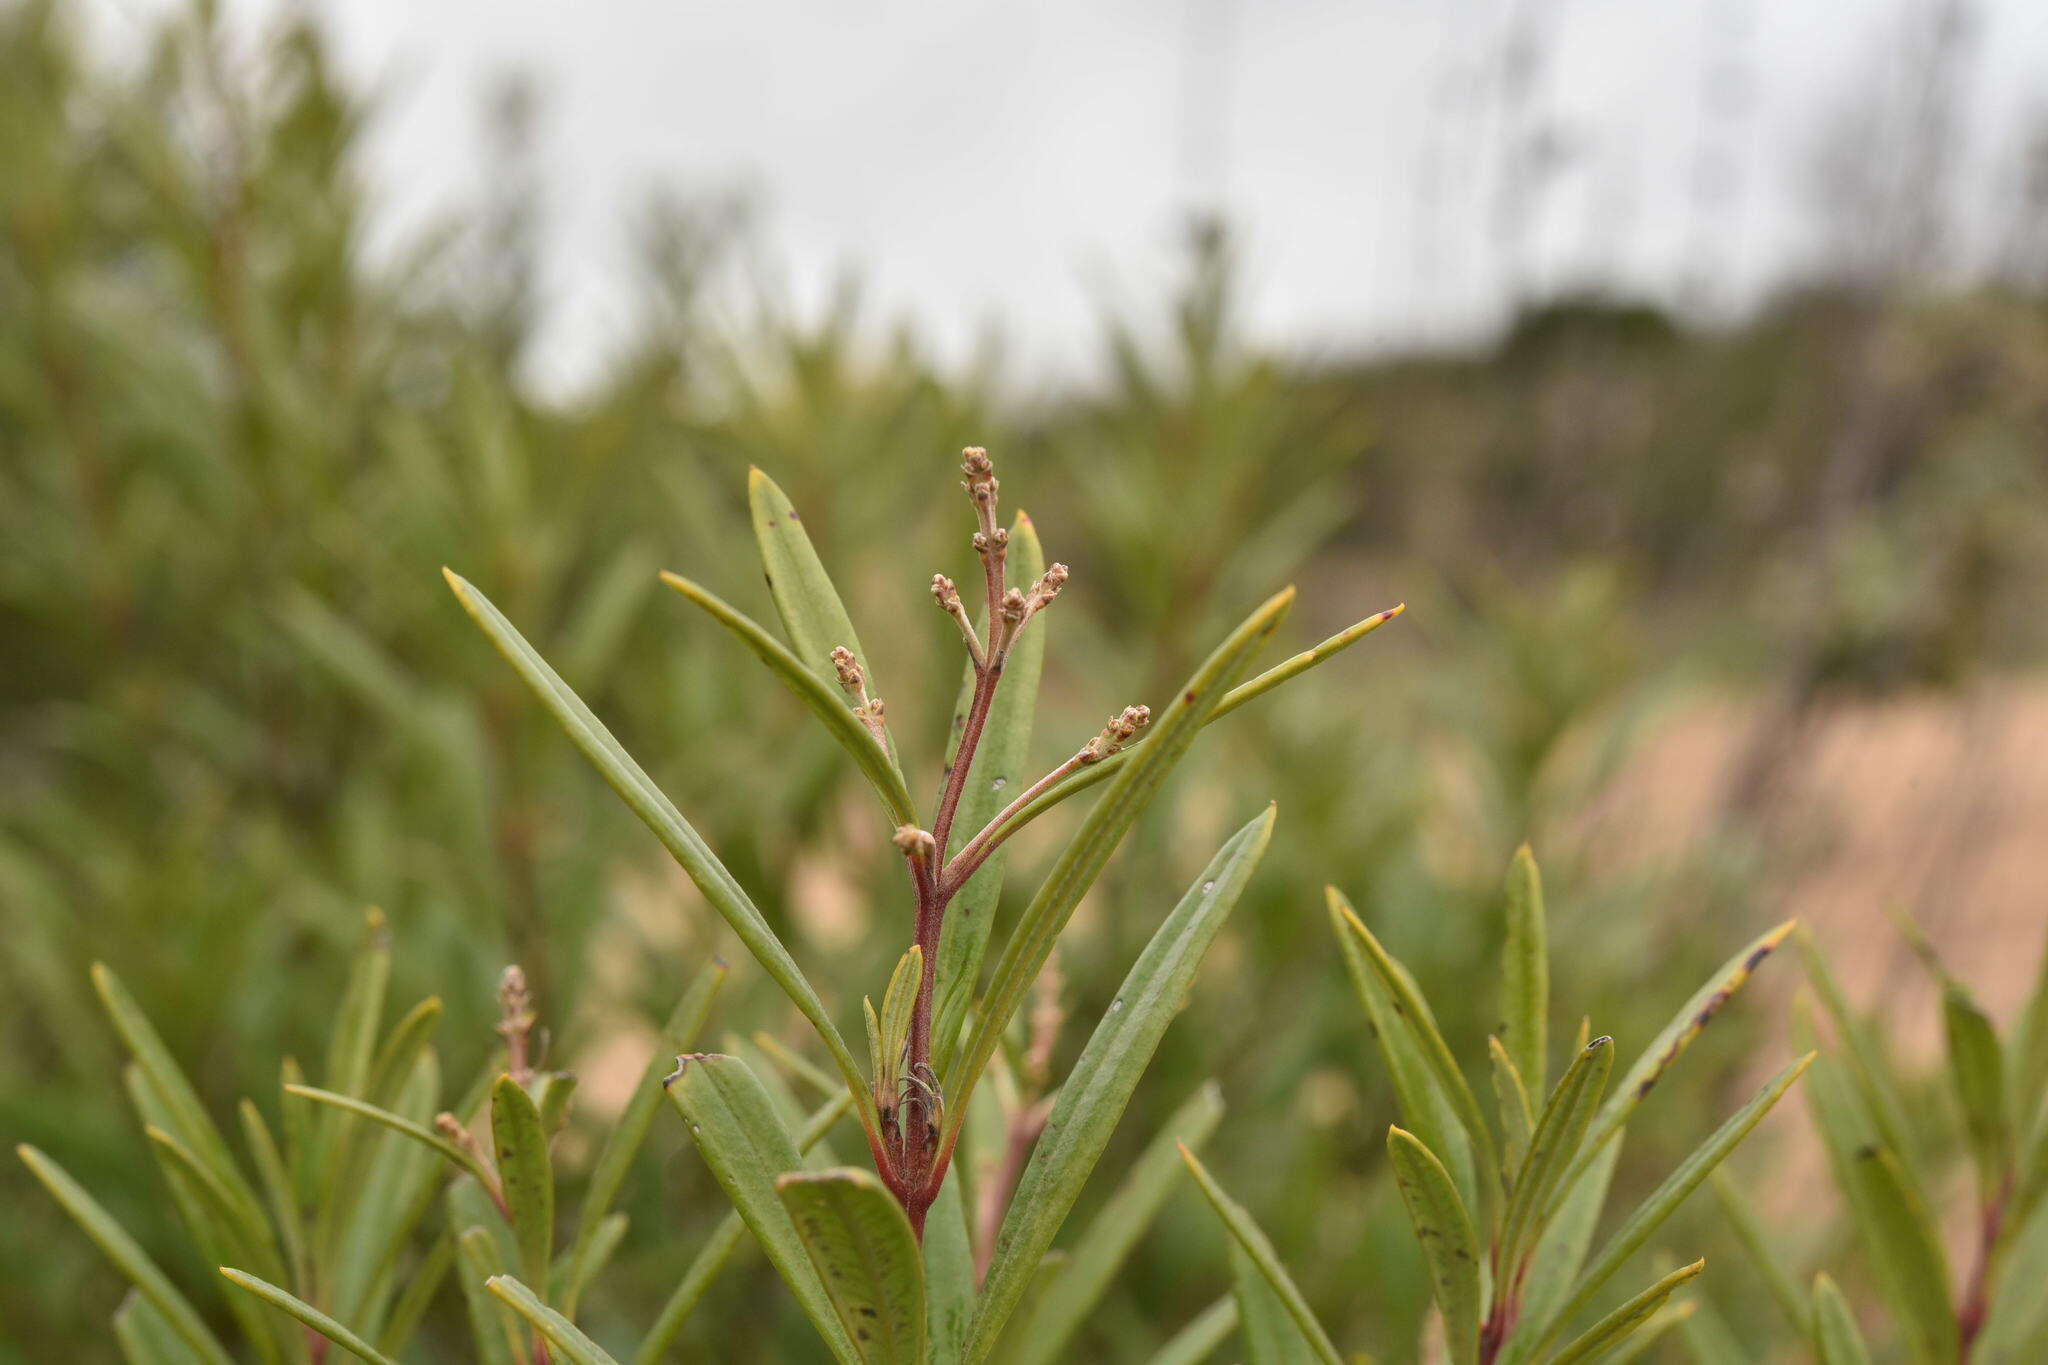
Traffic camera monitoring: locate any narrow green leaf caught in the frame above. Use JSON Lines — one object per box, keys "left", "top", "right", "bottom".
{"left": 444, "top": 569, "right": 877, "bottom": 1137}
{"left": 1975, "top": 1174, "right": 2048, "bottom": 1360}
{"left": 1805, "top": 1052, "right": 1957, "bottom": 1363}
{"left": 754, "top": 1030, "right": 844, "bottom": 1100}
{"left": 1797, "top": 927, "right": 1921, "bottom": 1181}
{"left": 776, "top": 1167, "right": 927, "bottom": 1364}
{"left": 1501, "top": 1036, "right": 1613, "bottom": 1271}
{"left": 1812, "top": 1273, "right": 1873, "bottom": 1365}
{"left": 327, "top": 1049, "right": 445, "bottom": 1328}
{"left": 146, "top": 1126, "right": 285, "bottom": 1286}
{"left": 1548, "top": 1259, "right": 1704, "bottom": 1365}
{"left": 922, "top": 1164, "right": 975, "bottom": 1365}
{"left": 1144, "top": 1296, "right": 1239, "bottom": 1365}
{"left": 364, "top": 997, "right": 443, "bottom": 1110}
{"left": 1179, "top": 1144, "right": 1343, "bottom": 1365}
{"left": 747, "top": 467, "right": 894, "bottom": 763}
{"left": 18, "top": 1145, "right": 234, "bottom": 1365}
{"left": 659, "top": 571, "right": 917, "bottom": 825}
{"left": 1600, "top": 1301, "right": 1696, "bottom": 1364}
{"left": 1331, "top": 888, "right": 1476, "bottom": 1217}
{"left": 878, "top": 944, "right": 923, "bottom": 1095}
{"left": 112, "top": 1290, "right": 198, "bottom": 1365}
{"left": 455, "top": 1226, "right": 523, "bottom": 1365}
{"left": 1706, "top": 1171, "right": 1807, "bottom": 1336}
{"left": 562, "top": 959, "right": 726, "bottom": 1317}
{"left": 665, "top": 1053, "right": 860, "bottom": 1363}
{"left": 1537, "top": 1054, "right": 1811, "bottom": 1350}
{"left": 1229, "top": 1238, "right": 1324, "bottom": 1365}
{"left": 91, "top": 963, "right": 261, "bottom": 1217}
{"left": 284, "top": 1085, "right": 493, "bottom": 1186}
{"left": 1497, "top": 1137, "right": 1619, "bottom": 1365}
{"left": 1943, "top": 983, "right": 2012, "bottom": 1207}
{"left": 491, "top": 1074, "right": 555, "bottom": 1295}
{"left": 2010, "top": 929, "right": 2048, "bottom": 1134}
{"left": 536, "top": 1071, "right": 579, "bottom": 1138}
{"left": 943, "top": 589, "right": 1294, "bottom": 1140}
{"left": 239, "top": 1100, "right": 309, "bottom": 1293}
{"left": 1488, "top": 1038, "right": 1535, "bottom": 1176}
{"left": 1387, "top": 1127, "right": 1481, "bottom": 1365}
{"left": 1674, "top": 1292, "right": 1748, "bottom": 1365}
{"left": 1501, "top": 843, "right": 1548, "bottom": 1099}
{"left": 1002, "top": 603, "right": 1403, "bottom": 836}
{"left": 220, "top": 1269, "right": 399, "bottom": 1365}
{"left": 634, "top": 1092, "right": 851, "bottom": 1365}
{"left": 487, "top": 1276, "right": 622, "bottom": 1365}
{"left": 1582, "top": 921, "right": 1794, "bottom": 1163}
{"left": 1331, "top": 898, "right": 1503, "bottom": 1229}
{"left": 933, "top": 510, "right": 1045, "bottom": 1072}
{"left": 325, "top": 908, "right": 392, "bottom": 1105}
{"left": 1006, "top": 1082, "right": 1227, "bottom": 1365}
{"left": 971, "top": 809, "right": 1275, "bottom": 1359}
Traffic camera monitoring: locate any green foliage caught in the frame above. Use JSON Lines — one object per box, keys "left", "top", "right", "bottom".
{"left": 1182, "top": 847, "right": 1802, "bottom": 1364}
{"left": 1704, "top": 919, "right": 2048, "bottom": 1363}
{"left": 21, "top": 921, "right": 772, "bottom": 1363}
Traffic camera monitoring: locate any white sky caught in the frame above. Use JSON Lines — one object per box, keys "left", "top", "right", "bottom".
{"left": 90, "top": 0, "right": 2048, "bottom": 392}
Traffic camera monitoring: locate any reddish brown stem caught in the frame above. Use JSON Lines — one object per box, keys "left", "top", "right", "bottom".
{"left": 1958, "top": 1181, "right": 2010, "bottom": 1361}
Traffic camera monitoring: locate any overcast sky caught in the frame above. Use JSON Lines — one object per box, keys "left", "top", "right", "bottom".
{"left": 98, "top": 0, "right": 2048, "bottom": 391}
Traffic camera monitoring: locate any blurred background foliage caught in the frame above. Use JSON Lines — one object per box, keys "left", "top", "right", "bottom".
{"left": 3, "top": 0, "right": 2045, "bottom": 1358}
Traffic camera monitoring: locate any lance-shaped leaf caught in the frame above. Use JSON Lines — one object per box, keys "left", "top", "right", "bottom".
{"left": 1500, "top": 1036, "right": 1612, "bottom": 1271}
{"left": 775, "top": 1167, "right": 927, "bottom": 1364}
{"left": 922, "top": 1166, "right": 975, "bottom": 1365}
{"left": 327, "top": 1050, "right": 445, "bottom": 1327}
{"left": 2011, "top": 931, "right": 2048, "bottom": 1132}
{"left": 491, "top": 1074, "right": 554, "bottom": 1295}
{"left": 1548, "top": 1259, "right": 1703, "bottom": 1365}
{"left": 239, "top": 1100, "right": 309, "bottom": 1298}
{"left": 941, "top": 589, "right": 1293, "bottom": 1138}
{"left": 17, "top": 1145, "right": 234, "bottom": 1365}
{"left": 659, "top": 572, "right": 917, "bottom": 826}
{"left": 1942, "top": 983, "right": 2011, "bottom": 1206}
{"left": 1146, "top": 1296, "right": 1240, "bottom": 1365}
{"left": 1530, "top": 1054, "right": 1811, "bottom": 1353}
{"left": 634, "top": 1092, "right": 852, "bottom": 1365}
{"left": 91, "top": 963, "right": 262, "bottom": 1220}
{"left": 1333, "top": 901, "right": 1502, "bottom": 1226}
{"left": 455, "top": 1225, "right": 523, "bottom": 1365}
{"left": 112, "top": 1290, "right": 195, "bottom": 1365}
{"left": 487, "top": 1276, "right": 622, "bottom": 1365}
{"left": 1797, "top": 928, "right": 1920, "bottom": 1179}
{"left": 1488, "top": 1038, "right": 1534, "bottom": 1176}
{"left": 1496, "top": 1138, "right": 1619, "bottom": 1365}
{"left": 1387, "top": 1127, "right": 1481, "bottom": 1365}
{"left": 970, "top": 808, "right": 1275, "bottom": 1359}
{"left": 1600, "top": 1302, "right": 1695, "bottom": 1364}
{"left": 1813, "top": 1273, "right": 1873, "bottom": 1365}
{"left": 1231, "top": 1239, "right": 1322, "bottom": 1365}
{"left": 749, "top": 468, "right": 881, "bottom": 691}
{"left": 146, "top": 1125, "right": 288, "bottom": 1300}
{"left": 933, "top": 511, "right": 1045, "bottom": 1070}
{"left": 561, "top": 960, "right": 725, "bottom": 1316}
{"left": 665, "top": 1052, "right": 860, "bottom": 1363}
{"left": 1179, "top": 1145, "right": 1343, "bottom": 1365}
{"left": 1002, "top": 605, "right": 1404, "bottom": 835}
{"left": 317, "top": 910, "right": 393, "bottom": 1170}
{"left": 871, "top": 944, "right": 922, "bottom": 1101}
{"left": 1501, "top": 844, "right": 1548, "bottom": 1098}
{"left": 362, "top": 997, "right": 442, "bottom": 1116}
{"left": 1569, "top": 920, "right": 1794, "bottom": 1191}
{"left": 284, "top": 1085, "right": 494, "bottom": 1186}
{"left": 1331, "top": 888, "right": 1476, "bottom": 1214}
{"left": 444, "top": 570, "right": 876, "bottom": 1134}
{"left": 1806, "top": 1051, "right": 1957, "bottom": 1363}
{"left": 219, "top": 1269, "right": 398, "bottom": 1365}
{"left": 1006, "top": 1082, "right": 1227, "bottom": 1365}
{"left": 1707, "top": 1171, "right": 1807, "bottom": 1335}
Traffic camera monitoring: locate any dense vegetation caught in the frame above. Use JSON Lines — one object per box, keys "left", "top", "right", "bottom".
{"left": 4, "top": 0, "right": 2045, "bottom": 1359}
